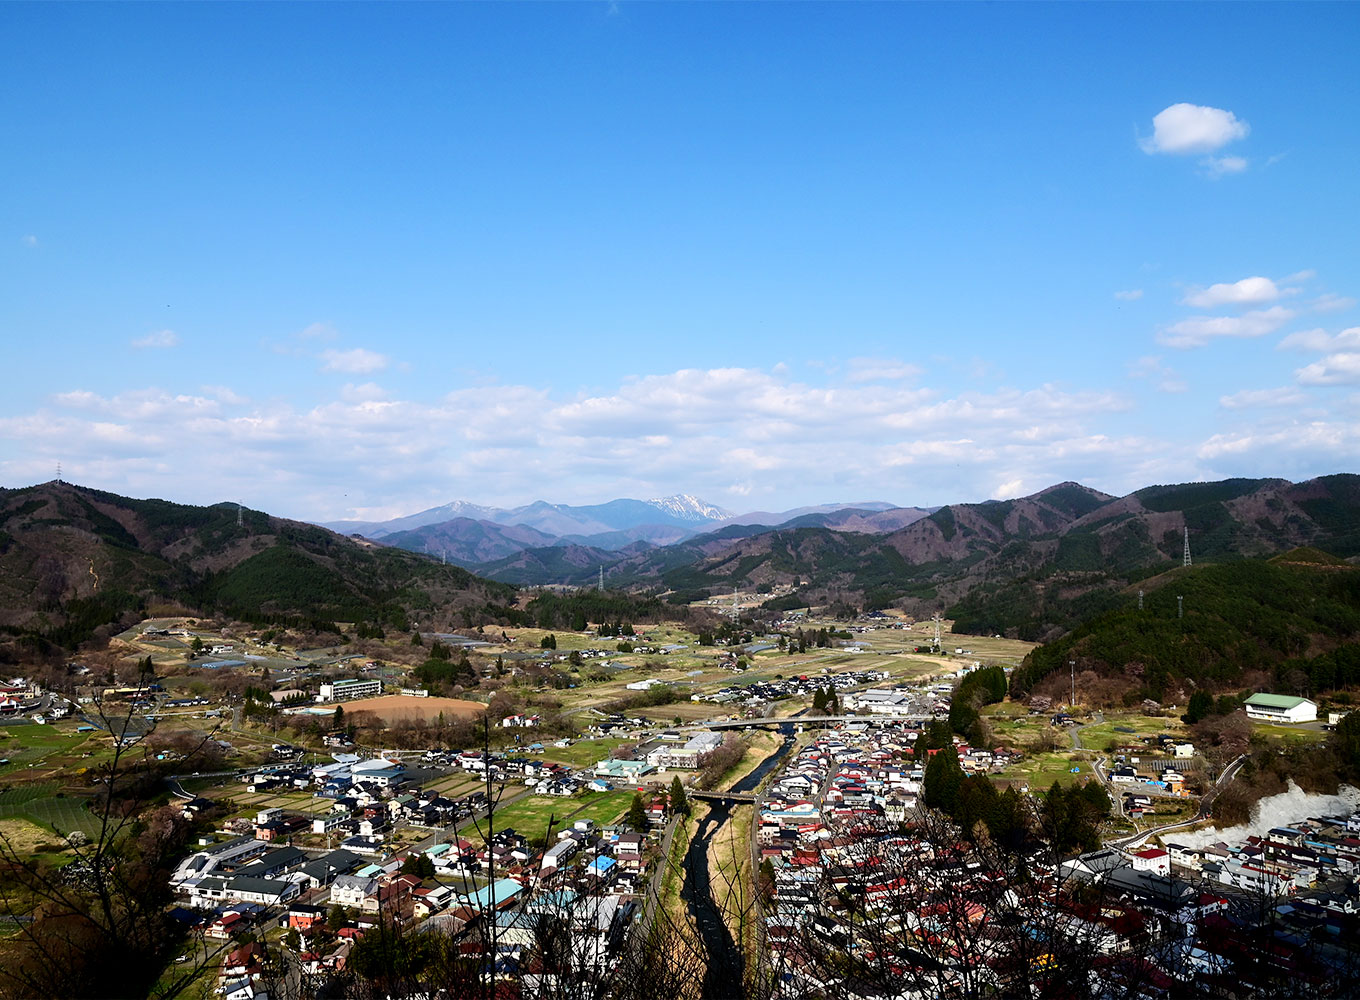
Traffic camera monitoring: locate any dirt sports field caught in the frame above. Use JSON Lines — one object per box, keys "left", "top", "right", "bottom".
{"left": 346, "top": 695, "right": 487, "bottom": 725}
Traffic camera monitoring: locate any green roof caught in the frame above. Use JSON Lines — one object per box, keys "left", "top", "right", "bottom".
{"left": 1244, "top": 693, "right": 1313, "bottom": 709}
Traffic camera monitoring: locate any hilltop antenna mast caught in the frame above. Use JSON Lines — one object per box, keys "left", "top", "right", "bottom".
{"left": 1183, "top": 527, "right": 1192, "bottom": 567}
{"left": 55, "top": 462, "right": 62, "bottom": 483}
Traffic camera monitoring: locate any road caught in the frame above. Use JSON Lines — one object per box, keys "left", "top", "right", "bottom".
{"left": 627, "top": 815, "right": 681, "bottom": 967}
{"left": 1110, "top": 753, "right": 1247, "bottom": 850}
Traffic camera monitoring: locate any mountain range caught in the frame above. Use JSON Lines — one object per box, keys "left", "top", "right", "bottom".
{"left": 319, "top": 494, "right": 734, "bottom": 541}
{"left": 0, "top": 482, "right": 516, "bottom": 656}
{"left": 6, "top": 475, "right": 1360, "bottom": 658}
{"left": 321, "top": 495, "right": 917, "bottom": 562}
{"left": 424, "top": 476, "right": 1360, "bottom": 642}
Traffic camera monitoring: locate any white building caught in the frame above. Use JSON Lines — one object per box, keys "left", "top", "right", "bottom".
{"left": 319, "top": 678, "right": 383, "bottom": 702}
{"left": 1243, "top": 694, "right": 1317, "bottom": 724}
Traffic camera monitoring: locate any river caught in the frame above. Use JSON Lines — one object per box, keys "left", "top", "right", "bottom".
{"left": 680, "top": 723, "right": 795, "bottom": 998}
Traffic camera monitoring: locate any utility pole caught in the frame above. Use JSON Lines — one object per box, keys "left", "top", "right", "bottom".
{"left": 1070, "top": 660, "right": 1076, "bottom": 709}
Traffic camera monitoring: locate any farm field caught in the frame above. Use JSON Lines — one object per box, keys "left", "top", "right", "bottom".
{"left": 0, "top": 783, "right": 103, "bottom": 838}
{"left": 1078, "top": 716, "right": 1188, "bottom": 752}
{"left": 230, "top": 789, "right": 320, "bottom": 811}
{"left": 538, "top": 738, "right": 629, "bottom": 768}
{"left": 345, "top": 695, "right": 488, "bottom": 725}
{"left": 425, "top": 773, "right": 486, "bottom": 798}
{"left": 1009, "top": 751, "right": 1093, "bottom": 792}
{"left": 475, "top": 789, "right": 634, "bottom": 845}
{"left": 0, "top": 722, "right": 110, "bottom": 783}
{"left": 1250, "top": 722, "right": 1328, "bottom": 744}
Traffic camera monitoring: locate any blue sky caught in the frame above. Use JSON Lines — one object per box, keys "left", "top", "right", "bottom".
{"left": 3, "top": 2, "right": 1358, "bottom": 521}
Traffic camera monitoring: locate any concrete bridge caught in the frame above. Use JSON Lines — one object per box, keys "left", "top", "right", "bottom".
{"left": 690, "top": 789, "right": 759, "bottom": 804}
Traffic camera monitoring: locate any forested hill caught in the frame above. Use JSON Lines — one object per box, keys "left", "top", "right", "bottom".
{"left": 1011, "top": 550, "right": 1360, "bottom": 703}
{"left": 505, "top": 474, "right": 1360, "bottom": 642}
{"left": 0, "top": 482, "right": 517, "bottom": 655}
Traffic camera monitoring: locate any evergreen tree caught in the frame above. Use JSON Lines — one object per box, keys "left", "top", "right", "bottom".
{"left": 1183, "top": 690, "right": 1213, "bottom": 724}
{"left": 1333, "top": 711, "right": 1360, "bottom": 779}
{"left": 923, "top": 744, "right": 965, "bottom": 814}
{"left": 411, "top": 631, "right": 424, "bottom": 646}
{"left": 627, "top": 792, "right": 649, "bottom": 831}
{"left": 333, "top": 704, "right": 345, "bottom": 729}
{"left": 669, "top": 775, "right": 689, "bottom": 816}
{"left": 327, "top": 904, "right": 347, "bottom": 931}
{"left": 812, "top": 688, "right": 827, "bottom": 712}
{"left": 540, "top": 633, "right": 557, "bottom": 650}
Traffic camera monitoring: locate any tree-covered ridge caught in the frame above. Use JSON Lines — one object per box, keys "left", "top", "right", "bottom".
{"left": 0, "top": 482, "right": 518, "bottom": 651}
{"left": 1011, "top": 554, "right": 1360, "bottom": 701}
{"left": 460, "top": 474, "right": 1360, "bottom": 642}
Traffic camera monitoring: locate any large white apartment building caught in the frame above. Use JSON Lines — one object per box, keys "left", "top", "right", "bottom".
{"left": 319, "top": 678, "right": 383, "bottom": 702}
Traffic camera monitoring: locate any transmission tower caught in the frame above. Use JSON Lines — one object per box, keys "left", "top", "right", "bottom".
{"left": 237, "top": 502, "right": 244, "bottom": 527}
{"left": 599, "top": 566, "right": 604, "bottom": 591}
{"left": 731, "top": 586, "right": 739, "bottom": 618}
{"left": 55, "top": 462, "right": 62, "bottom": 483}
{"left": 1183, "top": 527, "right": 1192, "bottom": 567}
{"left": 1177, "top": 595, "right": 1184, "bottom": 619}
{"left": 1138, "top": 589, "right": 1144, "bottom": 611}
{"left": 932, "top": 612, "right": 942, "bottom": 649}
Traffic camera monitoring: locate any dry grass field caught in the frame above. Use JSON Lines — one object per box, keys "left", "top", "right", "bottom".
{"left": 347, "top": 694, "right": 487, "bottom": 725}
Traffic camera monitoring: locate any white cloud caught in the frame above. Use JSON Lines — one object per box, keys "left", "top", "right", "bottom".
{"left": 0, "top": 366, "right": 1152, "bottom": 519}
{"left": 1313, "top": 293, "right": 1356, "bottom": 313}
{"left": 1128, "top": 355, "right": 1187, "bottom": 393}
{"left": 1278, "top": 328, "right": 1336, "bottom": 352}
{"left": 1202, "top": 155, "right": 1248, "bottom": 178}
{"left": 299, "top": 322, "right": 338, "bottom": 340}
{"left": 845, "top": 357, "right": 922, "bottom": 383}
{"left": 1157, "top": 306, "right": 1294, "bottom": 348}
{"left": 1198, "top": 420, "right": 1360, "bottom": 464}
{"left": 1297, "top": 352, "right": 1360, "bottom": 386}
{"left": 1278, "top": 326, "right": 1360, "bottom": 353}
{"left": 131, "top": 329, "right": 180, "bottom": 349}
{"left": 1182, "top": 276, "right": 1281, "bottom": 309}
{"left": 1219, "top": 387, "right": 1306, "bottom": 410}
{"left": 320, "top": 348, "right": 389, "bottom": 374}
{"left": 1140, "top": 103, "right": 1250, "bottom": 156}
{"left": 1114, "top": 289, "right": 1144, "bottom": 301}
{"left": 340, "top": 382, "right": 390, "bottom": 402}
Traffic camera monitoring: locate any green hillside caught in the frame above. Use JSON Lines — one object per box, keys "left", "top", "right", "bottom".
{"left": 1012, "top": 554, "right": 1360, "bottom": 701}
{"left": 0, "top": 482, "right": 518, "bottom": 654}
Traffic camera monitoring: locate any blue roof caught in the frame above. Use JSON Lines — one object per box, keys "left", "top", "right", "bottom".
{"left": 588, "top": 856, "right": 616, "bottom": 873}
{"left": 467, "top": 878, "right": 523, "bottom": 909}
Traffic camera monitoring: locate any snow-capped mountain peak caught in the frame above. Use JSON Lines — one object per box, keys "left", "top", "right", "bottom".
{"left": 645, "top": 494, "right": 731, "bottom": 522}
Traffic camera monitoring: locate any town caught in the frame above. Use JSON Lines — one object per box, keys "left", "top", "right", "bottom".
{"left": 0, "top": 603, "right": 1355, "bottom": 1000}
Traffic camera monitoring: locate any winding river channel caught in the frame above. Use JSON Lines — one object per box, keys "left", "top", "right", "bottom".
{"left": 680, "top": 723, "right": 796, "bottom": 998}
